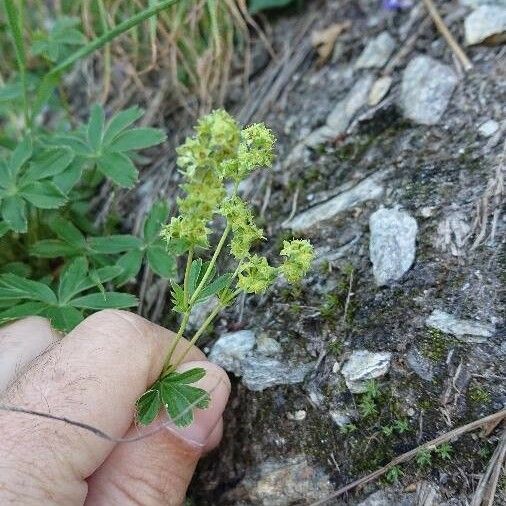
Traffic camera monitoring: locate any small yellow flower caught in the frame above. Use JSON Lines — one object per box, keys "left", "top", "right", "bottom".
{"left": 237, "top": 255, "right": 277, "bottom": 294}
{"left": 279, "top": 239, "right": 314, "bottom": 283}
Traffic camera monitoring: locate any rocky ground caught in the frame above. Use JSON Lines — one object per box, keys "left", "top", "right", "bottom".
{"left": 179, "top": 1, "right": 506, "bottom": 504}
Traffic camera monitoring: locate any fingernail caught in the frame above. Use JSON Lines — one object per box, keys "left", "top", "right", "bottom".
{"left": 164, "top": 360, "right": 230, "bottom": 447}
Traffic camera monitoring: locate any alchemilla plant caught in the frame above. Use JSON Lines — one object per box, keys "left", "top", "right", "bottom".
{"left": 136, "top": 110, "right": 314, "bottom": 427}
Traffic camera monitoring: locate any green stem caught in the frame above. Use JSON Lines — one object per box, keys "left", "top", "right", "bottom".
{"left": 189, "top": 225, "right": 230, "bottom": 305}
{"left": 4, "top": 0, "right": 30, "bottom": 131}
{"left": 32, "top": 0, "right": 181, "bottom": 119}
{"left": 183, "top": 248, "right": 194, "bottom": 304}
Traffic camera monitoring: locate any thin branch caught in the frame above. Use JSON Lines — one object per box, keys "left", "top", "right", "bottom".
{"left": 310, "top": 408, "right": 506, "bottom": 505}
{"left": 422, "top": 0, "right": 473, "bottom": 71}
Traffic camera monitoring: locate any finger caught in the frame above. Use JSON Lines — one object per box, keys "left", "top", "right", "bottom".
{"left": 0, "top": 316, "right": 60, "bottom": 392}
{"left": 85, "top": 360, "right": 230, "bottom": 506}
{"left": 0, "top": 310, "right": 206, "bottom": 505}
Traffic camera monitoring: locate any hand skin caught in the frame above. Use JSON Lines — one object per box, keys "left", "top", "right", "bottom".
{"left": 0, "top": 310, "right": 231, "bottom": 505}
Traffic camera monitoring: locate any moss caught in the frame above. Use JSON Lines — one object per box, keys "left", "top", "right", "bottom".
{"left": 421, "top": 328, "right": 452, "bottom": 362}
{"left": 327, "top": 339, "right": 343, "bottom": 357}
{"left": 468, "top": 384, "right": 491, "bottom": 405}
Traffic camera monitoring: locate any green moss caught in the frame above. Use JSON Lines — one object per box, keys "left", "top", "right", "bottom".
{"left": 327, "top": 338, "right": 343, "bottom": 357}
{"left": 468, "top": 384, "right": 491, "bottom": 405}
{"left": 421, "top": 328, "right": 452, "bottom": 362}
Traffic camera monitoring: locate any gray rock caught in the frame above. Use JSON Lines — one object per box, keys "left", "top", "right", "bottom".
{"left": 435, "top": 211, "right": 471, "bottom": 257}
{"left": 358, "top": 489, "right": 414, "bottom": 506}
{"left": 464, "top": 5, "right": 506, "bottom": 45}
{"left": 400, "top": 55, "right": 458, "bottom": 125}
{"left": 329, "top": 409, "right": 352, "bottom": 427}
{"left": 478, "top": 119, "right": 500, "bottom": 137}
{"left": 340, "top": 350, "right": 392, "bottom": 393}
{"left": 305, "top": 74, "right": 374, "bottom": 147}
{"left": 355, "top": 31, "right": 396, "bottom": 69}
{"left": 461, "top": 0, "right": 506, "bottom": 7}
{"left": 208, "top": 330, "right": 256, "bottom": 375}
{"left": 368, "top": 75, "right": 393, "bottom": 106}
{"left": 407, "top": 347, "right": 434, "bottom": 381}
{"left": 369, "top": 207, "right": 418, "bottom": 286}
{"left": 256, "top": 335, "right": 282, "bottom": 357}
{"left": 426, "top": 309, "right": 495, "bottom": 343}
{"left": 187, "top": 297, "right": 219, "bottom": 330}
{"left": 241, "top": 356, "right": 314, "bottom": 391}
{"left": 285, "top": 170, "right": 386, "bottom": 231}
{"left": 228, "top": 457, "right": 333, "bottom": 505}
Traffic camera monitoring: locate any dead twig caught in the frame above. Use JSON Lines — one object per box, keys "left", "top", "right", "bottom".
{"left": 421, "top": 0, "right": 473, "bottom": 71}
{"left": 310, "top": 408, "right": 506, "bottom": 505}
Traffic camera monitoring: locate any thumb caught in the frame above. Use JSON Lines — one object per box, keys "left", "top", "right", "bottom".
{"left": 85, "top": 360, "right": 230, "bottom": 506}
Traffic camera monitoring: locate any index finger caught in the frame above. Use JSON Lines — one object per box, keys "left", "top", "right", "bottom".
{"left": 0, "top": 310, "right": 205, "bottom": 504}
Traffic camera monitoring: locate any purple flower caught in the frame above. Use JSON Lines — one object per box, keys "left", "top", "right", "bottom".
{"left": 382, "top": 0, "right": 412, "bottom": 10}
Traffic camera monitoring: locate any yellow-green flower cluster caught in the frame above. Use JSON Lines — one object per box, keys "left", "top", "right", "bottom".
{"left": 237, "top": 255, "right": 277, "bottom": 294}
{"left": 160, "top": 215, "right": 210, "bottom": 249}
{"left": 279, "top": 240, "right": 314, "bottom": 283}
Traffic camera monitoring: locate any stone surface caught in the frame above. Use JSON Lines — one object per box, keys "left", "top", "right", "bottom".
{"left": 407, "top": 347, "right": 434, "bottom": 381}
{"left": 286, "top": 410, "right": 307, "bottom": 421}
{"left": 369, "top": 207, "right": 418, "bottom": 286}
{"left": 187, "top": 297, "right": 219, "bottom": 329}
{"left": 208, "top": 330, "right": 256, "bottom": 375}
{"left": 400, "top": 55, "right": 458, "bottom": 125}
{"left": 464, "top": 5, "right": 506, "bottom": 45}
{"left": 286, "top": 170, "right": 386, "bottom": 231}
{"left": 426, "top": 310, "right": 495, "bottom": 343}
{"left": 355, "top": 31, "right": 396, "bottom": 69}
{"left": 256, "top": 334, "right": 282, "bottom": 356}
{"left": 368, "top": 75, "right": 393, "bottom": 106}
{"left": 461, "top": 0, "right": 506, "bottom": 7}
{"left": 478, "top": 119, "right": 500, "bottom": 137}
{"left": 241, "top": 356, "right": 314, "bottom": 391}
{"left": 340, "top": 350, "right": 392, "bottom": 393}
{"left": 226, "top": 457, "right": 333, "bottom": 505}
{"left": 329, "top": 409, "right": 352, "bottom": 427}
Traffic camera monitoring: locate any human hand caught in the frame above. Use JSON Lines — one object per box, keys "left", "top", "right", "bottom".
{"left": 0, "top": 310, "right": 230, "bottom": 505}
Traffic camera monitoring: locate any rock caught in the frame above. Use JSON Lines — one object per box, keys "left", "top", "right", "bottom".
{"left": 340, "top": 350, "right": 392, "bottom": 393}
{"left": 285, "top": 170, "right": 386, "bottom": 231}
{"left": 208, "top": 330, "right": 256, "bottom": 375}
{"left": 355, "top": 31, "right": 396, "bottom": 69}
{"left": 368, "top": 75, "right": 393, "bottom": 106}
{"left": 227, "top": 457, "right": 333, "bottom": 506}
{"left": 256, "top": 334, "right": 282, "bottom": 356}
{"left": 478, "top": 119, "right": 500, "bottom": 137}
{"left": 329, "top": 409, "right": 352, "bottom": 427}
{"left": 287, "top": 410, "right": 307, "bottom": 421}
{"left": 305, "top": 74, "right": 374, "bottom": 147}
{"left": 187, "top": 296, "right": 219, "bottom": 329}
{"left": 464, "top": 5, "right": 506, "bottom": 45}
{"left": 407, "top": 347, "right": 434, "bottom": 381}
{"left": 461, "top": 0, "right": 506, "bottom": 7}
{"left": 369, "top": 207, "right": 418, "bottom": 286}
{"left": 426, "top": 309, "right": 495, "bottom": 343}
{"left": 435, "top": 211, "right": 471, "bottom": 257}
{"left": 400, "top": 55, "right": 458, "bottom": 125}
{"left": 241, "top": 356, "right": 314, "bottom": 391}
{"left": 358, "top": 489, "right": 413, "bottom": 506}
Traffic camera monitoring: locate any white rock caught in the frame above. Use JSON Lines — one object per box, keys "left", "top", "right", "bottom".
{"left": 369, "top": 207, "right": 418, "bottom": 286}
{"left": 426, "top": 309, "right": 495, "bottom": 343}
{"left": 368, "top": 75, "right": 393, "bottom": 106}
{"left": 407, "top": 347, "right": 434, "bottom": 381}
{"left": 464, "top": 5, "right": 506, "bottom": 45}
{"left": 208, "top": 330, "right": 256, "bottom": 376}
{"left": 287, "top": 410, "right": 307, "bottom": 421}
{"left": 256, "top": 335, "right": 282, "bottom": 356}
{"left": 285, "top": 170, "right": 386, "bottom": 231}
{"left": 478, "top": 119, "right": 500, "bottom": 137}
{"left": 460, "top": 0, "right": 506, "bottom": 7}
{"left": 329, "top": 409, "right": 351, "bottom": 427}
{"left": 341, "top": 350, "right": 392, "bottom": 393}
{"left": 355, "top": 31, "right": 396, "bottom": 69}
{"left": 241, "top": 356, "right": 314, "bottom": 391}
{"left": 400, "top": 55, "right": 458, "bottom": 125}
{"left": 187, "top": 297, "right": 219, "bottom": 329}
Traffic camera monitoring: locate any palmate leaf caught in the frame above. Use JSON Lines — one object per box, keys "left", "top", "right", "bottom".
{"left": 57, "top": 257, "right": 89, "bottom": 303}
{"left": 0, "top": 221, "right": 10, "bottom": 238}
{"left": 20, "top": 147, "right": 74, "bottom": 184}
{"left": 115, "top": 249, "right": 144, "bottom": 286}
{"left": 188, "top": 258, "right": 203, "bottom": 297}
{"left": 107, "top": 128, "right": 165, "bottom": 153}
{"left": 1, "top": 195, "right": 26, "bottom": 232}
{"left": 195, "top": 273, "right": 233, "bottom": 303}
{"left": 103, "top": 107, "right": 144, "bottom": 145}
{"left": 87, "top": 104, "right": 105, "bottom": 152}
{"left": 69, "top": 291, "right": 138, "bottom": 310}
{"left": 136, "top": 387, "right": 161, "bottom": 426}
{"left": 0, "top": 273, "right": 57, "bottom": 304}
{"left": 146, "top": 244, "right": 176, "bottom": 279}
{"left": 43, "top": 306, "right": 84, "bottom": 332}
{"left": 97, "top": 152, "right": 138, "bottom": 188}
{"left": 143, "top": 200, "right": 169, "bottom": 243}
{"left": 0, "top": 301, "right": 47, "bottom": 324}
{"left": 19, "top": 181, "right": 67, "bottom": 209}
{"left": 159, "top": 368, "right": 210, "bottom": 427}
{"left": 88, "top": 234, "right": 142, "bottom": 254}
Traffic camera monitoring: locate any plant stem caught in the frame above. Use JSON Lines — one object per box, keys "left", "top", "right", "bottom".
{"left": 183, "top": 248, "right": 194, "bottom": 304}
{"left": 189, "top": 224, "right": 230, "bottom": 305}
{"left": 4, "top": 0, "right": 31, "bottom": 131}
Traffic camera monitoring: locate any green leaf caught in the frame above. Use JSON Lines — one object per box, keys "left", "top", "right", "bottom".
{"left": 69, "top": 292, "right": 138, "bottom": 309}
{"left": 0, "top": 301, "right": 48, "bottom": 324}
{"left": 20, "top": 147, "right": 74, "bottom": 184}
{"left": 103, "top": 107, "right": 144, "bottom": 145}
{"left": 146, "top": 244, "right": 176, "bottom": 278}
{"left": 248, "top": 0, "right": 297, "bottom": 14}
{"left": 52, "top": 158, "right": 84, "bottom": 194}
{"left": 0, "top": 222, "right": 9, "bottom": 238}
{"left": 49, "top": 134, "right": 92, "bottom": 156}
{"left": 49, "top": 217, "right": 86, "bottom": 247}
{"left": 0, "top": 273, "right": 57, "bottom": 304}
{"left": 159, "top": 369, "right": 210, "bottom": 427}
{"left": 87, "top": 104, "right": 105, "bottom": 152}
{"left": 58, "top": 257, "right": 89, "bottom": 303}
{"left": 44, "top": 306, "right": 83, "bottom": 332}
{"left": 170, "top": 280, "right": 185, "bottom": 313}
{"left": 88, "top": 234, "right": 142, "bottom": 254}
{"left": 163, "top": 367, "right": 206, "bottom": 384}
{"left": 0, "top": 160, "right": 12, "bottom": 188}
{"left": 30, "top": 239, "right": 81, "bottom": 258}
{"left": 0, "top": 262, "right": 30, "bottom": 277}
{"left": 1, "top": 195, "right": 27, "bottom": 233}
{"left": 20, "top": 181, "right": 66, "bottom": 208}
{"left": 195, "top": 273, "right": 233, "bottom": 303}
{"left": 115, "top": 249, "right": 144, "bottom": 286}
{"left": 136, "top": 387, "right": 161, "bottom": 426}
{"left": 143, "top": 200, "right": 169, "bottom": 243}
{"left": 188, "top": 259, "right": 203, "bottom": 297}
{"left": 8, "top": 137, "right": 32, "bottom": 177}
{"left": 107, "top": 128, "right": 165, "bottom": 152}
{"left": 97, "top": 152, "right": 138, "bottom": 188}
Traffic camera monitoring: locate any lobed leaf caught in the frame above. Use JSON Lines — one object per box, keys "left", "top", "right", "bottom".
{"left": 1, "top": 195, "right": 27, "bottom": 233}
{"left": 107, "top": 128, "right": 165, "bottom": 153}
{"left": 136, "top": 387, "right": 161, "bottom": 426}
{"left": 0, "top": 273, "right": 57, "bottom": 304}
{"left": 88, "top": 234, "right": 142, "bottom": 254}
{"left": 146, "top": 244, "right": 176, "bottom": 279}
{"left": 97, "top": 152, "right": 138, "bottom": 188}
{"left": 143, "top": 200, "right": 169, "bottom": 243}
{"left": 69, "top": 291, "right": 138, "bottom": 310}
{"left": 103, "top": 107, "right": 144, "bottom": 145}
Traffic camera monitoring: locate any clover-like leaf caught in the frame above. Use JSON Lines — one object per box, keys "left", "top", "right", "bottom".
{"left": 136, "top": 387, "right": 162, "bottom": 426}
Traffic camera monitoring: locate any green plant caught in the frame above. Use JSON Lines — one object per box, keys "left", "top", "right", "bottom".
{"left": 358, "top": 380, "right": 380, "bottom": 418}
{"left": 386, "top": 465, "right": 404, "bottom": 483}
{"left": 435, "top": 442, "right": 453, "bottom": 460}
{"left": 136, "top": 110, "right": 314, "bottom": 427}
{"left": 416, "top": 448, "right": 432, "bottom": 467}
